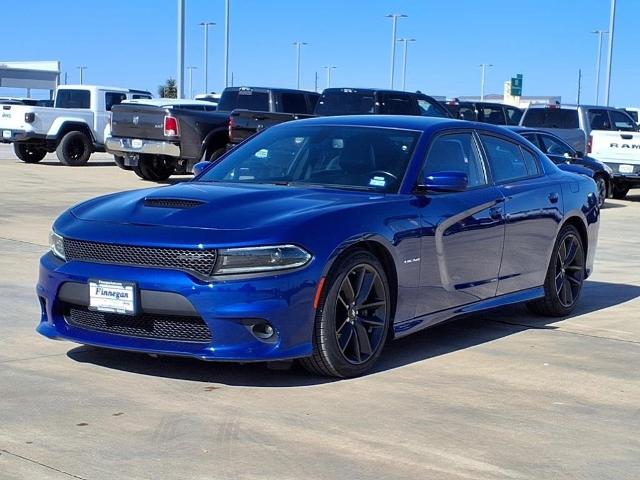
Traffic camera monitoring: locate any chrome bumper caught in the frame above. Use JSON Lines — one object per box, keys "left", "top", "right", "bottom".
{"left": 105, "top": 137, "right": 180, "bottom": 157}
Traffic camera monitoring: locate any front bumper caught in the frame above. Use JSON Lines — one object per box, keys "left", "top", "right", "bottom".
{"left": 105, "top": 136, "right": 181, "bottom": 159}
{"left": 36, "top": 252, "right": 319, "bottom": 362}
{"left": 604, "top": 162, "right": 640, "bottom": 184}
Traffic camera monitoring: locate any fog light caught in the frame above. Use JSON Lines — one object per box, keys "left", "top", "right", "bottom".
{"left": 251, "top": 322, "right": 275, "bottom": 340}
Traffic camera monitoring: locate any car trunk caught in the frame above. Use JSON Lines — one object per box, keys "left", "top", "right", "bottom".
{"left": 111, "top": 104, "right": 169, "bottom": 141}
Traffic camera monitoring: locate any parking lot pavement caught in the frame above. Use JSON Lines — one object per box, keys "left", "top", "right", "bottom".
{"left": 0, "top": 147, "right": 638, "bottom": 480}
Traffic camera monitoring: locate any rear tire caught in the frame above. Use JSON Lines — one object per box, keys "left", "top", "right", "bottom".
{"left": 206, "top": 147, "right": 227, "bottom": 162}
{"left": 134, "top": 154, "right": 175, "bottom": 181}
{"left": 612, "top": 183, "right": 630, "bottom": 200}
{"left": 13, "top": 143, "right": 47, "bottom": 163}
{"left": 527, "top": 224, "right": 585, "bottom": 317}
{"left": 113, "top": 155, "right": 132, "bottom": 171}
{"left": 300, "top": 250, "right": 391, "bottom": 378}
{"left": 56, "top": 131, "right": 91, "bottom": 166}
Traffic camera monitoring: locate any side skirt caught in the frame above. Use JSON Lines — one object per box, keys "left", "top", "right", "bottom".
{"left": 393, "top": 287, "right": 544, "bottom": 339}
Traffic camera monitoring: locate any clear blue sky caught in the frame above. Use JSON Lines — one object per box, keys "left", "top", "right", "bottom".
{"left": 4, "top": 0, "right": 640, "bottom": 105}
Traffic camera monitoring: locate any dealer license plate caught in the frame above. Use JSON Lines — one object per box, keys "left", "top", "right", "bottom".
{"left": 619, "top": 164, "right": 634, "bottom": 174}
{"left": 131, "top": 139, "right": 143, "bottom": 148}
{"left": 2, "top": 130, "right": 11, "bottom": 139}
{"left": 89, "top": 280, "right": 136, "bottom": 315}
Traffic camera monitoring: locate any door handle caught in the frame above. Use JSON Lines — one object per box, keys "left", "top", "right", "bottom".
{"left": 548, "top": 193, "right": 559, "bottom": 204}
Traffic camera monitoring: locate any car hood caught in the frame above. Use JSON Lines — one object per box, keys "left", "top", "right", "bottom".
{"left": 71, "top": 182, "right": 383, "bottom": 231}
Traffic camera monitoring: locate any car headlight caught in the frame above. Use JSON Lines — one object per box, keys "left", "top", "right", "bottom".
{"left": 49, "top": 230, "right": 66, "bottom": 260}
{"left": 214, "top": 245, "right": 311, "bottom": 274}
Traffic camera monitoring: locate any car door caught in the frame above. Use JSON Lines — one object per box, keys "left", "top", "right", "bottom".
{"left": 415, "top": 131, "right": 506, "bottom": 317}
{"left": 536, "top": 132, "right": 576, "bottom": 164}
{"left": 479, "top": 133, "right": 562, "bottom": 295}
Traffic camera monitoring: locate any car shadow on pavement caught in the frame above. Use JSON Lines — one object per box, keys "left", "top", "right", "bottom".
{"left": 66, "top": 280, "right": 640, "bottom": 387}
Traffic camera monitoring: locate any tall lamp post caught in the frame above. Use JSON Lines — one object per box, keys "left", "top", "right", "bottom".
{"left": 199, "top": 22, "right": 215, "bottom": 94}
{"left": 604, "top": 0, "right": 616, "bottom": 106}
{"left": 293, "top": 41, "right": 308, "bottom": 89}
{"left": 322, "top": 66, "right": 337, "bottom": 88}
{"left": 77, "top": 66, "right": 87, "bottom": 85}
{"left": 592, "top": 29, "right": 608, "bottom": 105}
{"left": 385, "top": 14, "right": 407, "bottom": 89}
{"left": 224, "top": 0, "right": 230, "bottom": 88}
{"left": 177, "top": 0, "right": 185, "bottom": 98}
{"left": 397, "top": 38, "right": 416, "bottom": 91}
{"left": 480, "top": 63, "right": 493, "bottom": 101}
{"left": 187, "top": 66, "right": 198, "bottom": 99}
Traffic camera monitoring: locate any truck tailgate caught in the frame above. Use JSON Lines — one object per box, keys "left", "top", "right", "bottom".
{"left": 590, "top": 131, "right": 640, "bottom": 166}
{"left": 229, "top": 110, "right": 313, "bottom": 144}
{"left": 111, "top": 104, "right": 167, "bottom": 141}
{"left": 0, "top": 105, "right": 33, "bottom": 131}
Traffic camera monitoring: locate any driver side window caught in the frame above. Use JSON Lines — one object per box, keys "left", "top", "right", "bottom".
{"left": 421, "top": 133, "right": 488, "bottom": 188}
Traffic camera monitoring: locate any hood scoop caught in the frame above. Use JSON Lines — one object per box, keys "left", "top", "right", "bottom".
{"left": 143, "top": 197, "right": 206, "bottom": 209}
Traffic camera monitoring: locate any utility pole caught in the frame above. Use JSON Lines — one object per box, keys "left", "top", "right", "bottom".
{"left": 177, "top": 0, "right": 185, "bottom": 98}
{"left": 200, "top": 22, "right": 215, "bottom": 94}
{"left": 397, "top": 38, "right": 416, "bottom": 91}
{"left": 224, "top": 0, "right": 230, "bottom": 88}
{"left": 293, "top": 42, "right": 308, "bottom": 89}
{"left": 479, "top": 63, "right": 493, "bottom": 101}
{"left": 592, "top": 30, "right": 608, "bottom": 105}
{"left": 604, "top": 0, "right": 616, "bottom": 106}
{"left": 314, "top": 71, "right": 318, "bottom": 92}
{"left": 577, "top": 68, "right": 582, "bottom": 104}
{"left": 187, "top": 66, "right": 198, "bottom": 99}
{"left": 385, "top": 14, "right": 407, "bottom": 89}
{"left": 77, "top": 66, "right": 87, "bottom": 84}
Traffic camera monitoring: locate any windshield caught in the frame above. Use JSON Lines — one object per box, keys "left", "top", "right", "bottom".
{"left": 218, "top": 89, "right": 270, "bottom": 111}
{"left": 198, "top": 124, "right": 421, "bottom": 193}
{"left": 315, "top": 91, "right": 376, "bottom": 115}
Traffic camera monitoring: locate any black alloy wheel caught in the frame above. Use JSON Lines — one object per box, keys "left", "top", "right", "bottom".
{"left": 594, "top": 175, "right": 607, "bottom": 208}
{"left": 527, "top": 224, "right": 585, "bottom": 317}
{"left": 300, "top": 250, "right": 391, "bottom": 378}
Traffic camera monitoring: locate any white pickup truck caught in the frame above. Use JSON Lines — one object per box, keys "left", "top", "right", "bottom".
{"left": 0, "top": 85, "right": 151, "bottom": 166}
{"left": 521, "top": 104, "right": 640, "bottom": 199}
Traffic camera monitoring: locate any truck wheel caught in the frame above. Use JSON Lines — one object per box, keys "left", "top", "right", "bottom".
{"left": 134, "top": 155, "right": 175, "bottom": 181}
{"left": 56, "top": 131, "right": 92, "bottom": 166}
{"left": 113, "top": 155, "right": 132, "bottom": 171}
{"left": 206, "top": 147, "right": 227, "bottom": 162}
{"left": 13, "top": 143, "right": 47, "bottom": 163}
{"left": 612, "top": 184, "right": 630, "bottom": 200}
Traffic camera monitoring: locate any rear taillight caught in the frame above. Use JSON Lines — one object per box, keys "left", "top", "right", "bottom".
{"left": 587, "top": 135, "right": 593, "bottom": 153}
{"left": 164, "top": 115, "right": 179, "bottom": 136}
{"left": 228, "top": 115, "right": 235, "bottom": 140}
{"left": 25, "top": 112, "right": 35, "bottom": 123}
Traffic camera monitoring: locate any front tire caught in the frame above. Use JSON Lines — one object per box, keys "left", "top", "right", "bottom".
{"left": 612, "top": 183, "right": 630, "bottom": 200}
{"left": 13, "top": 143, "right": 47, "bottom": 163}
{"left": 300, "top": 250, "right": 391, "bottom": 378}
{"left": 527, "top": 224, "right": 585, "bottom": 317}
{"left": 133, "top": 155, "right": 176, "bottom": 181}
{"left": 594, "top": 174, "right": 607, "bottom": 208}
{"left": 56, "top": 131, "right": 92, "bottom": 166}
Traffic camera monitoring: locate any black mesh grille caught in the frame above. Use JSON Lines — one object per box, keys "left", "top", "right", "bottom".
{"left": 143, "top": 198, "right": 206, "bottom": 209}
{"left": 64, "top": 306, "right": 212, "bottom": 342}
{"left": 64, "top": 239, "right": 217, "bottom": 277}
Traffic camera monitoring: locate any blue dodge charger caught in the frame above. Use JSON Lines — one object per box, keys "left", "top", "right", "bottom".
{"left": 37, "top": 116, "right": 599, "bottom": 377}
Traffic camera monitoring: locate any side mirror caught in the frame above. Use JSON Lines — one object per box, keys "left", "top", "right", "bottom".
{"left": 418, "top": 171, "right": 468, "bottom": 193}
{"left": 192, "top": 160, "right": 210, "bottom": 177}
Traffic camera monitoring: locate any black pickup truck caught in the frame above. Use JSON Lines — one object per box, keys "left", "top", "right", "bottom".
{"left": 228, "top": 88, "right": 451, "bottom": 145}
{"left": 106, "top": 86, "right": 319, "bottom": 181}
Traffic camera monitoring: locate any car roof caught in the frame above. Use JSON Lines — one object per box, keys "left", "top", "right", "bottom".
{"left": 122, "top": 98, "right": 214, "bottom": 107}
{"left": 526, "top": 104, "right": 618, "bottom": 110}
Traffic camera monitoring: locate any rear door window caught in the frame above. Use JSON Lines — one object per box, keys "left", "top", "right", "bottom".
{"left": 480, "top": 134, "right": 531, "bottom": 183}
{"left": 314, "top": 90, "right": 376, "bottom": 115}
{"left": 417, "top": 97, "right": 449, "bottom": 118}
{"left": 105, "top": 92, "right": 127, "bottom": 111}
{"left": 280, "top": 93, "right": 309, "bottom": 114}
{"left": 505, "top": 107, "right": 523, "bottom": 125}
{"left": 480, "top": 106, "right": 506, "bottom": 125}
{"left": 520, "top": 148, "right": 541, "bottom": 175}
{"left": 609, "top": 110, "right": 637, "bottom": 132}
{"left": 522, "top": 108, "right": 579, "bottom": 129}
{"left": 380, "top": 93, "right": 418, "bottom": 115}
{"left": 588, "top": 109, "right": 612, "bottom": 130}
{"left": 218, "top": 89, "right": 270, "bottom": 111}
{"left": 56, "top": 89, "right": 90, "bottom": 109}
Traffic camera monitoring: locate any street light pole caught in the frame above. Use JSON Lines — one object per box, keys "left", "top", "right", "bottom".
{"left": 293, "top": 42, "right": 308, "bottom": 89}
{"left": 200, "top": 22, "right": 215, "bottom": 94}
{"left": 592, "top": 29, "right": 608, "bottom": 105}
{"left": 224, "top": 0, "right": 230, "bottom": 88}
{"left": 177, "top": 0, "right": 185, "bottom": 98}
{"left": 187, "top": 66, "right": 197, "bottom": 99}
{"left": 322, "top": 66, "right": 337, "bottom": 88}
{"left": 77, "top": 66, "right": 87, "bottom": 85}
{"left": 397, "top": 38, "right": 416, "bottom": 91}
{"left": 480, "top": 63, "right": 493, "bottom": 101}
{"left": 604, "top": 0, "right": 616, "bottom": 106}
{"left": 385, "top": 14, "right": 407, "bottom": 89}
